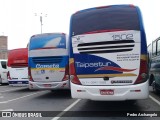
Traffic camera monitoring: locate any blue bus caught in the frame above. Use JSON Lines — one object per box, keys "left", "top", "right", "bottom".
{"left": 69, "top": 5, "right": 149, "bottom": 101}
{"left": 148, "top": 37, "right": 160, "bottom": 93}
{"left": 28, "top": 33, "right": 69, "bottom": 90}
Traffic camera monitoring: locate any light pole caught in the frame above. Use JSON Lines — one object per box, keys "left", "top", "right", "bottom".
{"left": 35, "top": 13, "right": 47, "bottom": 34}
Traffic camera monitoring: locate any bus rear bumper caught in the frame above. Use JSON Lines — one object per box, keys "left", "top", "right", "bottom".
{"left": 29, "top": 80, "right": 70, "bottom": 90}
{"left": 71, "top": 81, "right": 149, "bottom": 101}
{"left": 8, "top": 80, "right": 29, "bottom": 86}
{"left": 0, "top": 79, "right": 8, "bottom": 84}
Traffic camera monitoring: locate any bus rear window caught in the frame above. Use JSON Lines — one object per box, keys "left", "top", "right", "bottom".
{"left": 29, "top": 34, "right": 67, "bottom": 50}
{"left": 1, "top": 61, "right": 7, "bottom": 69}
{"left": 72, "top": 6, "right": 140, "bottom": 36}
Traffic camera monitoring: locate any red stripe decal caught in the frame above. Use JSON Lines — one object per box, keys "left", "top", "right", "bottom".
{"left": 95, "top": 66, "right": 136, "bottom": 72}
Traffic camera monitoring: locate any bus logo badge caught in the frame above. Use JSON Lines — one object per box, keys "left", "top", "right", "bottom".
{"left": 73, "top": 36, "right": 84, "bottom": 41}
{"left": 41, "top": 70, "right": 45, "bottom": 74}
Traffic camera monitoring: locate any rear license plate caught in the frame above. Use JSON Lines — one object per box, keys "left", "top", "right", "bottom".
{"left": 100, "top": 89, "right": 114, "bottom": 95}
{"left": 43, "top": 84, "right": 52, "bottom": 87}
{"left": 17, "top": 82, "right": 22, "bottom": 84}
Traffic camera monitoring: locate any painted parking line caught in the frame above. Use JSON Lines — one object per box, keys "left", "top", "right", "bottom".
{"left": 0, "top": 87, "right": 28, "bottom": 93}
{"left": 0, "top": 91, "right": 47, "bottom": 104}
{"left": 0, "top": 85, "right": 9, "bottom": 87}
{"left": 0, "top": 93, "right": 4, "bottom": 98}
{"left": 0, "top": 109, "right": 14, "bottom": 111}
{"left": 149, "top": 95, "right": 160, "bottom": 106}
{"left": 51, "top": 99, "right": 81, "bottom": 120}
{"left": 0, "top": 96, "right": 4, "bottom": 98}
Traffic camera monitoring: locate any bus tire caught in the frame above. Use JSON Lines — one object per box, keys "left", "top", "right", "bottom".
{"left": 149, "top": 75, "right": 154, "bottom": 86}
{"left": 152, "top": 80, "right": 160, "bottom": 94}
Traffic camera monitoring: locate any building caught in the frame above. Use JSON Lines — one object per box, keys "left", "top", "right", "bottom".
{"left": 0, "top": 36, "right": 8, "bottom": 59}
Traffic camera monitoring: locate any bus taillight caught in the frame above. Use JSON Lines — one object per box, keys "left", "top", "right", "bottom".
{"left": 134, "top": 59, "right": 148, "bottom": 84}
{"left": 62, "top": 65, "right": 69, "bottom": 81}
{"left": 28, "top": 67, "right": 33, "bottom": 81}
{"left": 7, "top": 71, "right": 11, "bottom": 80}
{"left": 70, "top": 58, "right": 82, "bottom": 85}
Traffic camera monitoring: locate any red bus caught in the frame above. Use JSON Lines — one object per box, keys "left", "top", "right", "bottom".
{"left": 7, "top": 48, "right": 29, "bottom": 86}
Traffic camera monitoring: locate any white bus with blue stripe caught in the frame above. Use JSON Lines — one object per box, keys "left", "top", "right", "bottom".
{"left": 69, "top": 5, "right": 149, "bottom": 101}
{"left": 28, "top": 33, "right": 69, "bottom": 90}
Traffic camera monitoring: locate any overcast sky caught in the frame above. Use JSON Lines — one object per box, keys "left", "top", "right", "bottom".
{"left": 0, "top": 0, "right": 159, "bottom": 49}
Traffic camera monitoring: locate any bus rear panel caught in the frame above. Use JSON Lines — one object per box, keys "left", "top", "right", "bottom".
{"left": 7, "top": 48, "right": 29, "bottom": 86}
{"left": 28, "top": 33, "right": 69, "bottom": 90}
{"left": 69, "top": 5, "right": 148, "bottom": 101}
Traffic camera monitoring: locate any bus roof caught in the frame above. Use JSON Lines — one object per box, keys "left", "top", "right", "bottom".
{"left": 74, "top": 4, "right": 136, "bottom": 14}
{"left": 31, "top": 33, "right": 66, "bottom": 39}
{"left": 7, "top": 48, "right": 28, "bottom": 66}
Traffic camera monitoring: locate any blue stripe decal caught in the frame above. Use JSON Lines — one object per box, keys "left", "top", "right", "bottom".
{"left": 69, "top": 15, "right": 74, "bottom": 58}
{"left": 136, "top": 6, "right": 147, "bottom": 54}
{"left": 74, "top": 54, "right": 122, "bottom": 74}
{"left": 9, "top": 81, "right": 29, "bottom": 84}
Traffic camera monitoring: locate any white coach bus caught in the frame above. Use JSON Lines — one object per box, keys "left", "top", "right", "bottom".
{"left": 69, "top": 5, "right": 149, "bottom": 101}
{"left": 28, "top": 33, "right": 69, "bottom": 90}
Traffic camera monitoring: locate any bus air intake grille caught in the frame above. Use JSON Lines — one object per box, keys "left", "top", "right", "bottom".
{"left": 77, "top": 40, "right": 135, "bottom": 54}
{"left": 32, "top": 56, "right": 63, "bottom": 64}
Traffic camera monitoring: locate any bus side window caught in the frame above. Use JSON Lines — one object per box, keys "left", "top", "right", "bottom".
{"left": 157, "top": 39, "right": 160, "bottom": 56}
{"left": 1, "top": 61, "right": 7, "bottom": 69}
{"left": 152, "top": 41, "right": 157, "bottom": 56}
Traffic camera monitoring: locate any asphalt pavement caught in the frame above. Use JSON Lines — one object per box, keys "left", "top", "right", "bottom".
{"left": 0, "top": 84, "right": 160, "bottom": 120}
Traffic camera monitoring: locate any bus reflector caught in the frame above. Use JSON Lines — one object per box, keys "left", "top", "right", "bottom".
{"left": 130, "top": 90, "right": 141, "bottom": 92}
{"left": 135, "top": 90, "right": 141, "bottom": 92}
{"left": 77, "top": 90, "right": 86, "bottom": 92}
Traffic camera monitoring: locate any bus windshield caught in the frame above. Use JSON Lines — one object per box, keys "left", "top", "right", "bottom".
{"left": 29, "top": 33, "right": 66, "bottom": 50}
{"left": 1, "top": 61, "right": 7, "bottom": 69}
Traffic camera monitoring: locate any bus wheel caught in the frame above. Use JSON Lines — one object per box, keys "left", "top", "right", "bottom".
{"left": 152, "top": 81, "right": 160, "bottom": 94}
